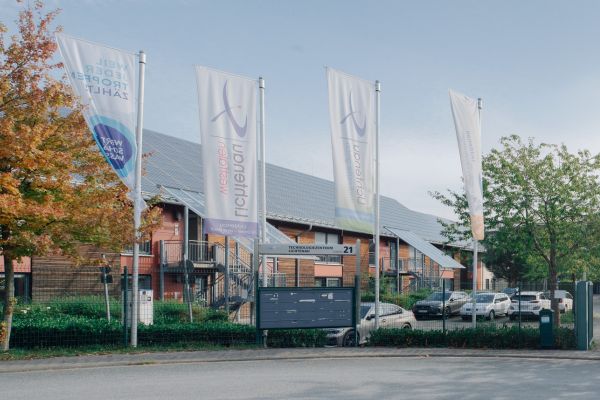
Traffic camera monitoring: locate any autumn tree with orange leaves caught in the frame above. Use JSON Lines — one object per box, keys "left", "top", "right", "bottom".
{"left": 0, "top": 1, "right": 159, "bottom": 350}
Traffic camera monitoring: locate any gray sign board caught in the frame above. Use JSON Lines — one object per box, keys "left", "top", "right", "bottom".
{"left": 258, "top": 287, "right": 355, "bottom": 329}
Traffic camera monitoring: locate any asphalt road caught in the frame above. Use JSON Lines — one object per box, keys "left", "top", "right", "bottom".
{"left": 2, "top": 356, "right": 599, "bottom": 400}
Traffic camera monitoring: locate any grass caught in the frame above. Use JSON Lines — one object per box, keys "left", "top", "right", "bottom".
{"left": 0, "top": 342, "right": 261, "bottom": 361}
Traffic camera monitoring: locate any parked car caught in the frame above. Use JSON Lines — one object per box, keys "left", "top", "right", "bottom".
{"left": 460, "top": 292, "right": 511, "bottom": 320}
{"left": 501, "top": 287, "right": 519, "bottom": 299}
{"left": 412, "top": 291, "right": 469, "bottom": 319}
{"left": 553, "top": 290, "right": 573, "bottom": 313}
{"left": 325, "top": 302, "right": 416, "bottom": 347}
{"left": 508, "top": 291, "right": 551, "bottom": 320}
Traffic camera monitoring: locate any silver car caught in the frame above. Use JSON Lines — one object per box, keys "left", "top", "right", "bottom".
{"left": 460, "top": 292, "right": 511, "bottom": 320}
{"left": 325, "top": 302, "right": 417, "bottom": 347}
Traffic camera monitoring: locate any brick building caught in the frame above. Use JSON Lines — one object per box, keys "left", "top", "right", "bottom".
{"left": 1, "top": 129, "right": 495, "bottom": 306}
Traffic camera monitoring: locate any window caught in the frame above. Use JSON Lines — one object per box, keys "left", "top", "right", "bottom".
{"left": 121, "top": 274, "right": 152, "bottom": 290}
{"left": 0, "top": 273, "right": 31, "bottom": 303}
{"left": 314, "top": 277, "right": 341, "bottom": 287}
{"left": 369, "top": 240, "right": 375, "bottom": 266}
{"left": 314, "top": 231, "right": 341, "bottom": 264}
{"left": 123, "top": 240, "right": 152, "bottom": 255}
{"left": 485, "top": 279, "right": 490, "bottom": 290}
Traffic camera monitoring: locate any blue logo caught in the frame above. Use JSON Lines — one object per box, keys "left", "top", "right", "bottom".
{"left": 211, "top": 81, "right": 248, "bottom": 138}
{"left": 90, "top": 115, "right": 135, "bottom": 177}
{"left": 340, "top": 91, "right": 366, "bottom": 137}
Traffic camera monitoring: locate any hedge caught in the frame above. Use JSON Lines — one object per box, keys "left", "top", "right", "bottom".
{"left": 13, "top": 297, "right": 229, "bottom": 324}
{"left": 361, "top": 288, "right": 432, "bottom": 310}
{"left": 368, "top": 326, "right": 576, "bottom": 350}
{"left": 10, "top": 315, "right": 326, "bottom": 349}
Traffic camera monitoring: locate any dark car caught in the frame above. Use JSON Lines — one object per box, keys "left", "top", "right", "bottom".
{"left": 412, "top": 291, "right": 469, "bottom": 319}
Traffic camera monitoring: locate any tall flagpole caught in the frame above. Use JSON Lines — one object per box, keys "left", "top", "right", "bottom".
{"left": 259, "top": 77, "right": 267, "bottom": 287}
{"left": 374, "top": 80, "right": 381, "bottom": 329}
{"left": 131, "top": 50, "right": 146, "bottom": 347}
{"left": 471, "top": 97, "right": 482, "bottom": 329}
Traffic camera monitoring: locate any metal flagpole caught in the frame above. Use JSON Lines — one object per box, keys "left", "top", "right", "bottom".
{"left": 259, "top": 77, "right": 267, "bottom": 288}
{"left": 471, "top": 238, "right": 478, "bottom": 328}
{"left": 471, "top": 97, "right": 482, "bottom": 329}
{"left": 374, "top": 80, "right": 381, "bottom": 329}
{"left": 130, "top": 50, "right": 146, "bottom": 347}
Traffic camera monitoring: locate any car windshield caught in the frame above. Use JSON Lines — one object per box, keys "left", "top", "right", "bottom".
{"left": 360, "top": 305, "right": 372, "bottom": 319}
{"left": 426, "top": 292, "right": 451, "bottom": 301}
{"left": 502, "top": 288, "right": 516, "bottom": 294}
{"left": 474, "top": 294, "right": 495, "bottom": 303}
{"left": 513, "top": 295, "right": 537, "bottom": 302}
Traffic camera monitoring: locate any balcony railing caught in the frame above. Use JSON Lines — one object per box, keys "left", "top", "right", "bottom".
{"left": 161, "top": 240, "right": 214, "bottom": 269}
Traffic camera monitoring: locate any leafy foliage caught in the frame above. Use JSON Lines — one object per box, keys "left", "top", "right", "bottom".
{"left": 432, "top": 135, "right": 600, "bottom": 322}
{"left": 0, "top": 1, "right": 161, "bottom": 350}
{"left": 368, "top": 326, "right": 576, "bottom": 349}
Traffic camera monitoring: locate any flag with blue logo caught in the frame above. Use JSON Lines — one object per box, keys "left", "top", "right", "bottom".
{"left": 195, "top": 66, "right": 258, "bottom": 237}
{"left": 56, "top": 34, "right": 143, "bottom": 208}
{"left": 327, "top": 68, "right": 375, "bottom": 233}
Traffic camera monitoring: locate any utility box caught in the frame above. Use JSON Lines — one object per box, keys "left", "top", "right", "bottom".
{"left": 539, "top": 309, "right": 554, "bottom": 349}
{"left": 576, "top": 281, "right": 593, "bottom": 350}
{"left": 123, "top": 289, "right": 154, "bottom": 326}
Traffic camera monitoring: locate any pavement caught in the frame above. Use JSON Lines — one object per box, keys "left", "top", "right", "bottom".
{"left": 2, "top": 352, "right": 600, "bottom": 400}
{"left": 1, "top": 346, "right": 599, "bottom": 374}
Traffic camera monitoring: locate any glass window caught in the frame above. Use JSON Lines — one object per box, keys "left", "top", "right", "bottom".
{"left": 123, "top": 240, "right": 152, "bottom": 255}
{"left": 314, "top": 231, "right": 341, "bottom": 264}
{"left": 326, "top": 278, "right": 341, "bottom": 287}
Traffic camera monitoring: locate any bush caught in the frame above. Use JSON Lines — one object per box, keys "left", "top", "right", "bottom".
{"left": 14, "top": 297, "right": 228, "bottom": 324}
{"left": 10, "top": 314, "right": 327, "bottom": 349}
{"left": 153, "top": 301, "right": 228, "bottom": 324}
{"left": 368, "top": 326, "right": 576, "bottom": 350}
{"left": 361, "top": 288, "right": 432, "bottom": 310}
{"left": 266, "top": 329, "right": 327, "bottom": 348}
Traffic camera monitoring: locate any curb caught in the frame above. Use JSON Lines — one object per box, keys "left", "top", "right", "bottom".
{"left": 1, "top": 348, "right": 599, "bottom": 374}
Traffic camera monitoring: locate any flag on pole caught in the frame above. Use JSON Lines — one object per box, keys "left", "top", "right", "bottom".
{"left": 195, "top": 66, "right": 258, "bottom": 237}
{"left": 56, "top": 34, "right": 144, "bottom": 208}
{"left": 449, "top": 90, "right": 484, "bottom": 240}
{"left": 327, "top": 68, "right": 375, "bottom": 233}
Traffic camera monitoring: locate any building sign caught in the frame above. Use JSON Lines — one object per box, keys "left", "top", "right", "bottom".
{"left": 259, "top": 244, "right": 356, "bottom": 256}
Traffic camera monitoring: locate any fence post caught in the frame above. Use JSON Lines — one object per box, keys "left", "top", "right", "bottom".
{"left": 355, "top": 239, "right": 361, "bottom": 347}
{"left": 518, "top": 280, "right": 522, "bottom": 348}
{"left": 225, "top": 236, "right": 230, "bottom": 315}
{"left": 122, "top": 266, "right": 128, "bottom": 347}
{"left": 442, "top": 279, "right": 446, "bottom": 333}
{"left": 159, "top": 240, "right": 165, "bottom": 300}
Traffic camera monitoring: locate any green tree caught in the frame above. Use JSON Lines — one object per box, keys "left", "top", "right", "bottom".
{"left": 432, "top": 135, "right": 600, "bottom": 325}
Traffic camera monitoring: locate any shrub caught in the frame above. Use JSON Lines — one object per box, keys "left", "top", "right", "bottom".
{"left": 368, "top": 326, "right": 576, "bottom": 350}
{"left": 153, "top": 301, "right": 228, "bottom": 324}
{"left": 361, "top": 288, "right": 432, "bottom": 310}
{"left": 266, "top": 329, "right": 327, "bottom": 348}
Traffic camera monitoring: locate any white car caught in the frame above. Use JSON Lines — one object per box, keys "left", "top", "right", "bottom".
{"left": 554, "top": 290, "right": 573, "bottom": 313}
{"left": 508, "top": 291, "right": 552, "bottom": 320}
{"left": 460, "top": 292, "right": 511, "bottom": 320}
{"left": 325, "top": 302, "right": 417, "bottom": 346}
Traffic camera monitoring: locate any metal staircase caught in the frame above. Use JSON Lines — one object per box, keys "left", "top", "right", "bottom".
{"left": 210, "top": 242, "right": 255, "bottom": 320}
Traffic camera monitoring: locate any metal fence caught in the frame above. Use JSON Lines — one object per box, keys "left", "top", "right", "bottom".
{"left": 0, "top": 264, "right": 579, "bottom": 350}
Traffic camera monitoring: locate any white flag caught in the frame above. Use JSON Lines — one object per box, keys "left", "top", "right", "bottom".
{"left": 327, "top": 68, "right": 375, "bottom": 233}
{"left": 56, "top": 34, "right": 144, "bottom": 208}
{"left": 195, "top": 66, "right": 258, "bottom": 237}
{"left": 449, "top": 90, "right": 484, "bottom": 240}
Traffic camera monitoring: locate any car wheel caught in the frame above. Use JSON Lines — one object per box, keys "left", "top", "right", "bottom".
{"left": 342, "top": 331, "right": 358, "bottom": 347}
{"left": 444, "top": 306, "right": 451, "bottom": 318}
{"left": 402, "top": 323, "right": 412, "bottom": 330}
{"left": 488, "top": 310, "right": 495, "bottom": 321}
{"left": 509, "top": 315, "right": 516, "bottom": 321}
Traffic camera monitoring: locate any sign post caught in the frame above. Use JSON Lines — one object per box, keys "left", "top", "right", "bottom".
{"left": 255, "top": 243, "right": 359, "bottom": 347}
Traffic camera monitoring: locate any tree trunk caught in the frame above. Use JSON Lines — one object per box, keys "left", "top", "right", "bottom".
{"left": 548, "top": 258, "right": 560, "bottom": 327}
{"left": 1, "top": 254, "right": 15, "bottom": 351}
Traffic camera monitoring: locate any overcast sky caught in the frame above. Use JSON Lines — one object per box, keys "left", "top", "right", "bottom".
{"left": 4, "top": 0, "right": 600, "bottom": 220}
